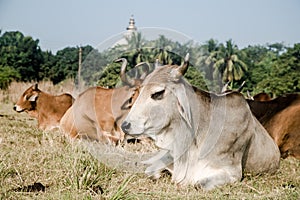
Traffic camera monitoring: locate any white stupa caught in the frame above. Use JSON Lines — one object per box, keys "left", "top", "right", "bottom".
{"left": 125, "top": 15, "right": 137, "bottom": 36}
{"left": 113, "top": 15, "right": 137, "bottom": 47}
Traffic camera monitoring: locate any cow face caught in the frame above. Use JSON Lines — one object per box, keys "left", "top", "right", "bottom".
{"left": 110, "top": 85, "right": 141, "bottom": 129}
{"left": 111, "top": 60, "right": 149, "bottom": 125}
{"left": 13, "top": 84, "right": 40, "bottom": 113}
{"left": 119, "top": 87, "right": 140, "bottom": 110}
{"left": 122, "top": 81, "right": 173, "bottom": 139}
{"left": 121, "top": 61, "right": 192, "bottom": 144}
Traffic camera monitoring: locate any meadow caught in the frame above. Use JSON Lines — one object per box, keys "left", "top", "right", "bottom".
{"left": 0, "top": 82, "right": 299, "bottom": 199}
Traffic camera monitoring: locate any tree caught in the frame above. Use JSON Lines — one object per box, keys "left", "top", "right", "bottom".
{"left": 122, "top": 32, "right": 147, "bottom": 65}
{"left": 50, "top": 45, "right": 93, "bottom": 84}
{"left": 40, "top": 50, "right": 56, "bottom": 80}
{"left": 80, "top": 47, "right": 108, "bottom": 87}
{"left": 267, "top": 42, "right": 286, "bottom": 55}
{"left": 213, "top": 40, "right": 247, "bottom": 88}
{"left": 0, "top": 66, "right": 20, "bottom": 89}
{"left": 241, "top": 45, "right": 276, "bottom": 93}
{"left": 256, "top": 43, "right": 300, "bottom": 96}
{"left": 198, "top": 39, "right": 221, "bottom": 91}
{"left": 0, "top": 31, "right": 43, "bottom": 82}
{"left": 97, "top": 62, "right": 123, "bottom": 88}
{"left": 152, "top": 35, "right": 174, "bottom": 65}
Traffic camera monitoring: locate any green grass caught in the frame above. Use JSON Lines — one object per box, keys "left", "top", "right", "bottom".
{"left": 0, "top": 103, "right": 299, "bottom": 199}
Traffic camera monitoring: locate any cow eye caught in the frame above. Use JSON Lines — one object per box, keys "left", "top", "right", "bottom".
{"left": 151, "top": 90, "right": 165, "bottom": 100}
{"left": 128, "top": 96, "right": 133, "bottom": 104}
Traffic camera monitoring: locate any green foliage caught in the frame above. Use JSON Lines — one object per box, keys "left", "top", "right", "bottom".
{"left": 197, "top": 39, "right": 248, "bottom": 92}
{"left": 96, "top": 37, "right": 187, "bottom": 88}
{"left": 0, "top": 66, "right": 20, "bottom": 89}
{"left": 256, "top": 43, "right": 300, "bottom": 96}
{"left": 80, "top": 48, "right": 109, "bottom": 86}
{"left": 198, "top": 39, "right": 222, "bottom": 91}
{"left": 184, "top": 66, "right": 208, "bottom": 90}
{"left": 65, "top": 152, "right": 115, "bottom": 194}
{"left": 47, "top": 45, "right": 94, "bottom": 84}
{"left": 213, "top": 39, "right": 248, "bottom": 84}
{"left": 0, "top": 30, "right": 299, "bottom": 96}
{"left": 97, "top": 62, "right": 123, "bottom": 88}
{"left": 0, "top": 31, "right": 43, "bottom": 82}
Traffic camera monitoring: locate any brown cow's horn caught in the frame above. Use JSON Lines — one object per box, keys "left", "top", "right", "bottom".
{"left": 134, "top": 62, "right": 149, "bottom": 80}
{"left": 247, "top": 90, "right": 253, "bottom": 100}
{"left": 178, "top": 53, "right": 190, "bottom": 76}
{"left": 115, "top": 58, "right": 135, "bottom": 86}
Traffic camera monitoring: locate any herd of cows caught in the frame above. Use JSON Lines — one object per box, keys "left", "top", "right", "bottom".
{"left": 13, "top": 54, "right": 299, "bottom": 190}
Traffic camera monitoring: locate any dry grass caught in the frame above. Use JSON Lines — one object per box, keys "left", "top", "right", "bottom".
{"left": 0, "top": 82, "right": 299, "bottom": 199}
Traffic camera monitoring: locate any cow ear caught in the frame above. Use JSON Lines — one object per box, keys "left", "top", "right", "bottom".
{"left": 175, "top": 84, "right": 192, "bottom": 128}
{"left": 28, "top": 93, "right": 39, "bottom": 102}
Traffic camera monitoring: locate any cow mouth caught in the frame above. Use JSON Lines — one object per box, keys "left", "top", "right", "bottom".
{"left": 13, "top": 106, "right": 25, "bottom": 112}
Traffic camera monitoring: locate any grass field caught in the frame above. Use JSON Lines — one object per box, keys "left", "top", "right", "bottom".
{"left": 0, "top": 82, "right": 299, "bottom": 199}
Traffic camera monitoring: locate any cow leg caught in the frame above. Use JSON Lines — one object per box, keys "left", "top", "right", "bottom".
{"left": 194, "top": 167, "right": 242, "bottom": 190}
{"left": 245, "top": 128, "right": 280, "bottom": 174}
{"left": 60, "top": 107, "right": 79, "bottom": 139}
{"left": 142, "top": 150, "right": 174, "bottom": 179}
{"left": 98, "top": 130, "right": 121, "bottom": 145}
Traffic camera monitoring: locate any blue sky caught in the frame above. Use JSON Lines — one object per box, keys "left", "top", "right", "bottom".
{"left": 1, "top": 0, "right": 299, "bottom": 53}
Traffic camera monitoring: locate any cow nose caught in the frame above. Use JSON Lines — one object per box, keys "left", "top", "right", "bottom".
{"left": 13, "top": 105, "right": 16, "bottom": 111}
{"left": 121, "top": 121, "right": 131, "bottom": 134}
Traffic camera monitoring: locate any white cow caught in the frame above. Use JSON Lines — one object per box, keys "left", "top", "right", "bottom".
{"left": 121, "top": 54, "right": 280, "bottom": 190}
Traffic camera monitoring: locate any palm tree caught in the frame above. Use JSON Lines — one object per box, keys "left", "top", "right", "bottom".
{"left": 200, "top": 39, "right": 220, "bottom": 80}
{"left": 196, "top": 39, "right": 222, "bottom": 91}
{"left": 152, "top": 35, "right": 173, "bottom": 65}
{"left": 213, "top": 39, "right": 247, "bottom": 87}
{"left": 123, "top": 32, "right": 147, "bottom": 65}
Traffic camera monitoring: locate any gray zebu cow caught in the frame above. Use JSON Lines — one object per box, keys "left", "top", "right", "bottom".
{"left": 121, "top": 54, "right": 280, "bottom": 190}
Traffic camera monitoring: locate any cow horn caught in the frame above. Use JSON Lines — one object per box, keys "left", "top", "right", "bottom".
{"left": 178, "top": 53, "right": 190, "bottom": 76}
{"left": 115, "top": 58, "right": 134, "bottom": 86}
{"left": 134, "top": 62, "right": 150, "bottom": 80}
{"left": 237, "top": 81, "right": 246, "bottom": 92}
{"left": 247, "top": 90, "right": 253, "bottom": 100}
{"left": 221, "top": 81, "right": 230, "bottom": 93}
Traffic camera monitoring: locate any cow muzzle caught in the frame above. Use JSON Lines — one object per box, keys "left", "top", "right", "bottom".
{"left": 121, "top": 120, "right": 145, "bottom": 136}
{"left": 121, "top": 121, "right": 131, "bottom": 134}
{"left": 13, "top": 105, "right": 24, "bottom": 112}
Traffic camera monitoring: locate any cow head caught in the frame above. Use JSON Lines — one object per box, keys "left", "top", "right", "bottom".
{"left": 121, "top": 54, "right": 192, "bottom": 143}
{"left": 112, "top": 59, "right": 150, "bottom": 125}
{"left": 13, "top": 83, "right": 40, "bottom": 113}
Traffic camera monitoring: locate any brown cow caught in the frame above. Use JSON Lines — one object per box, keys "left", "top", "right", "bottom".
{"left": 251, "top": 92, "right": 272, "bottom": 101}
{"left": 253, "top": 92, "right": 271, "bottom": 101}
{"left": 247, "top": 93, "right": 300, "bottom": 159}
{"left": 13, "top": 84, "right": 74, "bottom": 130}
{"left": 59, "top": 59, "right": 148, "bottom": 144}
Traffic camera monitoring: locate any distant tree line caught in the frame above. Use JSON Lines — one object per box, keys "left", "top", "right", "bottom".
{"left": 0, "top": 30, "right": 299, "bottom": 96}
